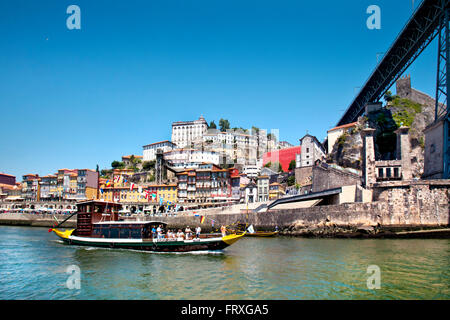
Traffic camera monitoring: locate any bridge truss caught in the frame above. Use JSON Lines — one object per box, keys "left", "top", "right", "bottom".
{"left": 337, "top": 0, "right": 450, "bottom": 178}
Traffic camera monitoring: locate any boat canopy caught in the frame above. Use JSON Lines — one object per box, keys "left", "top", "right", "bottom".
{"left": 93, "top": 220, "right": 167, "bottom": 226}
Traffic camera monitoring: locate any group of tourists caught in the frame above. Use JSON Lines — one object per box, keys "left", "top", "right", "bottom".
{"left": 150, "top": 224, "right": 228, "bottom": 240}
{"left": 151, "top": 225, "right": 203, "bottom": 240}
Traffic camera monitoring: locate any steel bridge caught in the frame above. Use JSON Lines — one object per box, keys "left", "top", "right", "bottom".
{"left": 336, "top": 0, "right": 450, "bottom": 178}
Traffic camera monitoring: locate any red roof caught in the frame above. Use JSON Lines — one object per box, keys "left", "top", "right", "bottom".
{"left": 327, "top": 122, "right": 358, "bottom": 133}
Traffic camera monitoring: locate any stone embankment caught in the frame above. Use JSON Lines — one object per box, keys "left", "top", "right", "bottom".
{"left": 0, "top": 180, "right": 448, "bottom": 238}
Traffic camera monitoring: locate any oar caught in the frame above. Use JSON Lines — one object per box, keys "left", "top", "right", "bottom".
{"left": 48, "top": 211, "right": 78, "bottom": 232}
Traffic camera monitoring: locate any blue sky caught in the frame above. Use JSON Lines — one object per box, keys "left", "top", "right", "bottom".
{"left": 0, "top": 0, "right": 437, "bottom": 179}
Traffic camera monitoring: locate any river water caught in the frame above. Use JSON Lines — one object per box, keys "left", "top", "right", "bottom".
{"left": 0, "top": 225, "right": 448, "bottom": 300}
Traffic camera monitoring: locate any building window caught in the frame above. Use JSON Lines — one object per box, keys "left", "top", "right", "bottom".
{"left": 386, "top": 168, "right": 392, "bottom": 178}
{"left": 378, "top": 168, "right": 384, "bottom": 178}
{"left": 394, "top": 167, "right": 400, "bottom": 178}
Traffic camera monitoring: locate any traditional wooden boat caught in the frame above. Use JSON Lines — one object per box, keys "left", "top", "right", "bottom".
{"left": 51, "top": 200, "right": 244, "bottom": 252}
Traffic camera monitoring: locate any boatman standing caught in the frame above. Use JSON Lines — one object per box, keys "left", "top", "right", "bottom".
{"left": 220, "top": 225, "right": 227, "bottom": 237}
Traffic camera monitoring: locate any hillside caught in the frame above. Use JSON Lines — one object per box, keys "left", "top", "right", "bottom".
{"left": 327, "top": 94, "right": 435, "bottom": 178}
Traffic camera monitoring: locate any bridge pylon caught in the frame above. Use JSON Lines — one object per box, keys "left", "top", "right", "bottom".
{"left": 435, "top": 2, "right": 450, "bottom": 178}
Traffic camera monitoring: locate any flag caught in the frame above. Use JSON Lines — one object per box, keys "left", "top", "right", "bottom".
{"left": 130, "top": 183, "right": 135, "bottom": 191}
{"left": 138, "top": 186, "right": 142, "bottom": 193}
{"left": 100, "top": 188, "right": 104, "bottom": 194}
{"left": 159, "top": 197, "right": 163, "bottom": 206}
{"left": 247, "top": 224, "right": 255, "bottom": 234}
{"left": 200, "top": 216, "right": 205, "bottom": 224}
{"left": 106, "top": 180, "right": 111, "bottom": 187}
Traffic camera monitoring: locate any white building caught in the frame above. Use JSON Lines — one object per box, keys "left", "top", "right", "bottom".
{"left": 171, "top": 116, "right": 208, "bottom": 148}
{"left": 327, "top": 122, "right": 358, "bottom": 154}
{"left": 201, "top": 128, "right": 261, "bottom": 165}
{"left": 243, "top": 165, "right": 261, "bottom": 178}
{"left": 297, "top": 134, "right": 326, "bottom": 168}
{"left": 244, "top": 181, "right": 258, "bottom": 204}
{"left": 143, "top": 140, "right": 177, "bottom": 162}
{"left": 164, "top": 149, "right": 220, "bottom": 166}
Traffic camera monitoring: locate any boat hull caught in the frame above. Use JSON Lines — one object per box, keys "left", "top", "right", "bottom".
{"left": 52, "top": 229, "right": 243, "bottom": 252}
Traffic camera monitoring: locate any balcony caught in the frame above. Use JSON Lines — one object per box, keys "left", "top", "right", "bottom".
{"left": 375, "top": 160, "right": 402, "bottom": 181}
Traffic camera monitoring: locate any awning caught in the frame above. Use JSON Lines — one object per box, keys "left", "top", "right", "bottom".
{"left": 5, "top": 196, "right": 24, "bottom": 201}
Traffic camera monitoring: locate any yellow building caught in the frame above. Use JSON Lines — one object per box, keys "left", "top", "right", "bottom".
{"left": 154, "top": 184, "right": 178, "bottom": 204}
{"left": 269, "top": 182, "right": 285, "bottom": 200}
{"left": 99, "top": 186, "right": 149, "bottom": 203}
{"left": 85, "top": 187, "right": 98, "bottom": 200}
{"left": 69, "top": 173, "right": 78, "bottom": 195}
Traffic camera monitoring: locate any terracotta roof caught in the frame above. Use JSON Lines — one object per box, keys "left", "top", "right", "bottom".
{"left": 327, "top": 122, "right": 358, "bottom": 133}
{"left": 0, "top": 183, "right": 18, "bottom": 190}
{"left": 0, "top": 173, "right": 16, "bottom": 178}
{"left": 122, "top": 155, "right": 143, "bottom": 159}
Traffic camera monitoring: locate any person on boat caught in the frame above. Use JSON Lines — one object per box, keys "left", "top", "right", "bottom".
{"left": 185, "top": 226, "right": 192, "bottom": 239}
{"left": 151, "top": 226, "right": 157, "bottom": 239}
{"left": 176, "top": 229, "right": 184, "bottom": 240}
{"left": 195, "top": 226, "right": 201, "bottom": 239}
{"left": 220, "top": 225, "right": 227, "bottom": 237}
{"left": 157, "top": 225, "right": 164, "bottom": 239}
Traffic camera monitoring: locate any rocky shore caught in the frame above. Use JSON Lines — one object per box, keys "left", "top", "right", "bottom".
{"left": 279, "top": 223, "right": 450, "bottom": 239}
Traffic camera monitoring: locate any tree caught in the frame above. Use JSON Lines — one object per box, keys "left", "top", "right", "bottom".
{"left": 100, "top": 169, "right": 112, "bottom": 178}
{"left": 209, "top": 121, "right": 217, "bottom": 129}
{"left": 111, "top": 160, "right": 125, "bottom": 169}
{"left": 264, "top": 162, "right": 272, "bottom": 168}
{"left": 219, "top": 118, "right": 230, "bottom": 132}
{"left": 142, "top": 160, "right": 156, "bottom": 171}
{"left": 384, "top": 90, "right": 394, "bottom": 102}
{"left": 287, "top": 175, "right": 295, "bottom": 186}
{"left": 288, "top": 160, "right": 296, "bottom": 171}
{"left": 96, "top": 164, "right": 99, "bottom": 172}
{"left": 267, "top": 133, "right": 277, "bottom": 141}
{"left": 276, "top": 162, "right": 283, "bottom": 173}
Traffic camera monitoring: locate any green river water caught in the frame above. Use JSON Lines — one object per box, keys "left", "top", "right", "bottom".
{"left": 0, "top": 225, "right": 448, "bottom": 299}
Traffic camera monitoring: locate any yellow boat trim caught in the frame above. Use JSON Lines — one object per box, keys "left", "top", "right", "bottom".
{"left": 222, "top": 232, "right": 246, "bottom": 245}
{"left": 52, "top": 228, "right": 75, "bottom": 240}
